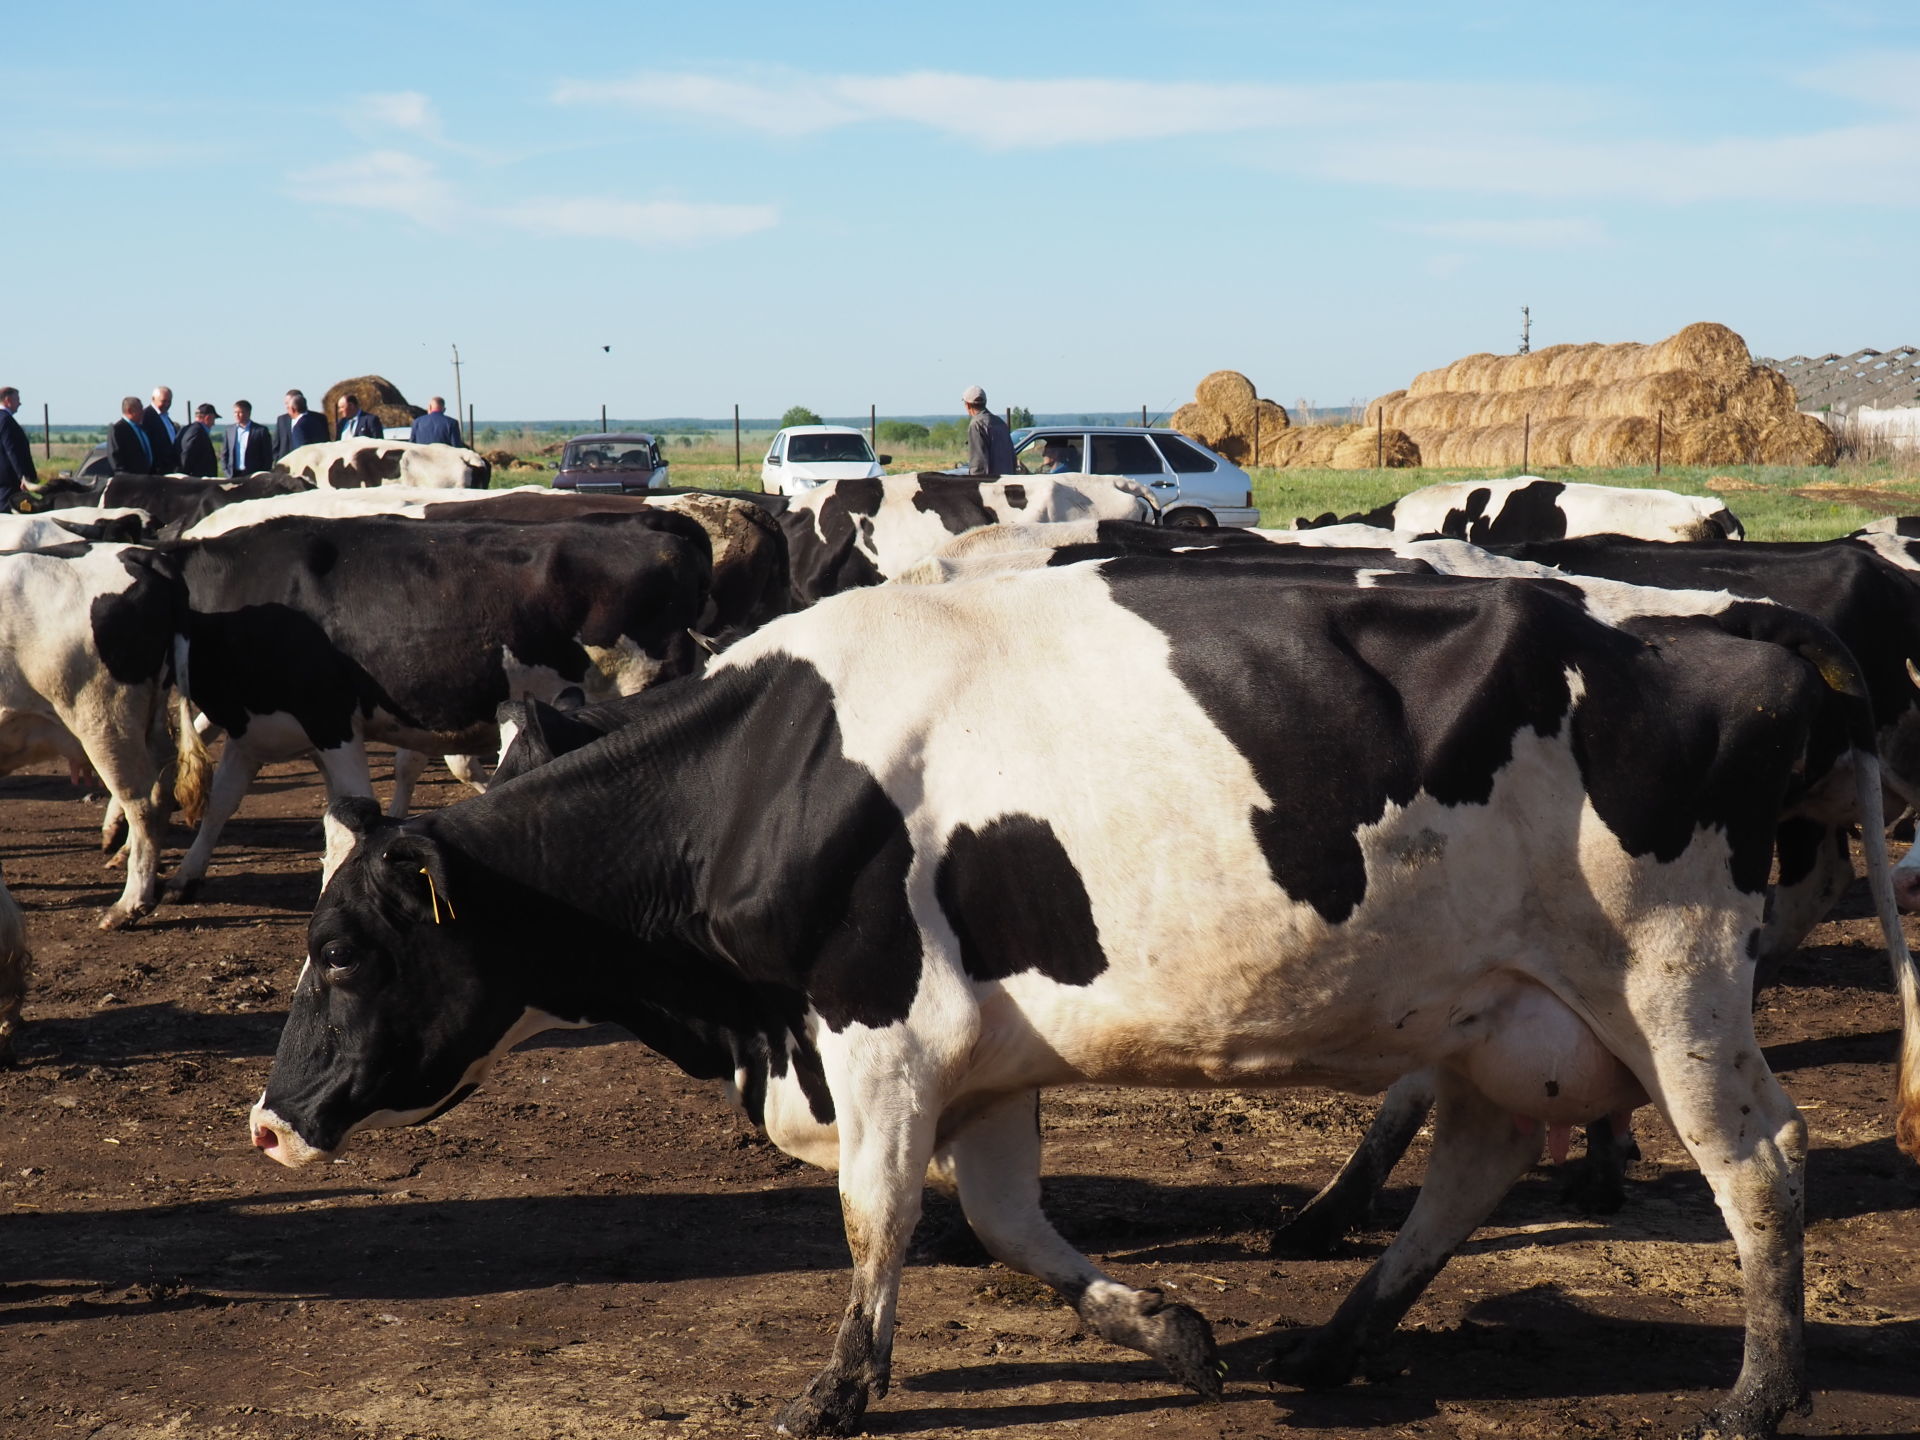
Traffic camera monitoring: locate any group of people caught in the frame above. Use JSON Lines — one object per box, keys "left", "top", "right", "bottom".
{"left": 0, "top": 384, "right": 468, "bottom": 509}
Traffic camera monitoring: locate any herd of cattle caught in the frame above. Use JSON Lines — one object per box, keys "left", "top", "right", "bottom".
{"left": 4, "top": 444, "right": 1919, "bottom": 1439}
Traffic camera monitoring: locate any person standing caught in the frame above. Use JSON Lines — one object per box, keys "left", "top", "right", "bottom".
{"left": 961, "top": 384, "right": 1015, "bottom": 477}
{"left": 176, "top": 403, "right": 220, "bottom": 477}
{"left": 276, "top": 389, "right": 327, "bottom": 459}
{"left": 336, "top": 392, "right": 384, "bottom": 441}
{"left": 110, "top": 396, "right": 160, "bottom": 473}
{"left": 0, "top": 387, "right": 37, "bottom": 509}
{"left": 141, "top": 385, "right": 181, "bottom": 472}
{"left": 225, "top": 400, "right": 274, "bottom": 477}
{"left": 411, "top": 394, "right": 462, "bottom": 447}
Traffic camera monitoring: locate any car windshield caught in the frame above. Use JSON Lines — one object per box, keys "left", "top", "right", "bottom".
{"left": 787, "top": 433, "right": 873, "bottom": 464}
{"left": 565, "top": 442, "right": 653, "bottom": 470}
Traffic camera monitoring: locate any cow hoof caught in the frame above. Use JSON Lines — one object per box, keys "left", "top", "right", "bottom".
{"left": 103, "top": 847, "right": 128, "bottom": 872}
{"left": 1560, "top": 1155, "right": 1628, "bottom": 1215}
{"left": 774, "top": 1370, "right": 868, "bottom": 1437}
{"left": 99, "top": 903, "right": 150, "bottom": 932}
{"left": 162, "top": 878, "right": 200, "bottom": 904}
{"left": 1141, "top": 1300, "right": 1224, "bottom": 1400}
{"left": 1270, "top": 1202, "right": 1362, "bottom": 1257}
{"left": 1264, "top": 1325, "right": 1358, "bottom": 1391}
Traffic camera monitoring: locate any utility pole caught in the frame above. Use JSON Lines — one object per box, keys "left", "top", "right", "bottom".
{"left": 451, "top": 344, "right": 465, "bottom": 431}
{"left": 1519, "top": 306, "right": 1531, "bottom": 355}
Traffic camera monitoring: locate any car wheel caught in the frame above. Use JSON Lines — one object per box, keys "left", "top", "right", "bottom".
{"left": 1163, "top": 508, "right": 1216, "bottom": 529}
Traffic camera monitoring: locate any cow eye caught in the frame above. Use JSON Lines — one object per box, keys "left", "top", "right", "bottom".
{"left": 319, "top": 940, "right": 359, "bottom": 978}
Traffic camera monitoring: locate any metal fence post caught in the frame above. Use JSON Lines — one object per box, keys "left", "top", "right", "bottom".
{"left": 601, "top": 404, "right": 607, "bottom": 432}
{"left": 734, "top": 405, "right": 741, "bottom": 470}
{"left": 42, "top": 403, "right": 50, "bottom": 458}
{"left": 870, "top": 403, "right": 876, "bottom": 449}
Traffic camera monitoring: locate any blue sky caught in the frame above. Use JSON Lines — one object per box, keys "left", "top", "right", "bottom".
{"left": 8, "top": 1, "right": 1918, "bottom": 423}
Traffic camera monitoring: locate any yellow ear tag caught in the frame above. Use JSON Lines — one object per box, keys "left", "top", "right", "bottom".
{"left": 421, "top": 867, "right": 455, "bottom": 924}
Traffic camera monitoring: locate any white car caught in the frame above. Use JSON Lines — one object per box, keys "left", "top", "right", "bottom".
{"left": 1011, "top": 426, "right": 1258, "bottom": 527}
{"left": 761, "top": 425, "right": 890, "bottom": 495}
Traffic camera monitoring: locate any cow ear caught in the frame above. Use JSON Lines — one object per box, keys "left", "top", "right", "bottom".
{"left": 380, "top": 830, "right": 460, "bottom": 926}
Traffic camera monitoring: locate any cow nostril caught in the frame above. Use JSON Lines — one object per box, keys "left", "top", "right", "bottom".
{"left": 252, "top": 1124, "right": 278, "bottom": 1150}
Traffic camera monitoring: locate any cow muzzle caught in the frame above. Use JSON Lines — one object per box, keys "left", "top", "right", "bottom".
{"left": 248, "top": 1098, "right": 333, "bottom": 1168}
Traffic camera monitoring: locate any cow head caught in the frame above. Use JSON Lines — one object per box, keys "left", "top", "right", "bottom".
{"left": 249, "top": 798, "right": 557, "bottom": 1167}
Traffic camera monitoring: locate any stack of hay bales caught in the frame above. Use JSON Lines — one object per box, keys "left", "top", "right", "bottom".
{"left": 1366, "top": 323, "right": 1835, "bottom": 468}
{"left": 1169, "top": 371, "right": 1293, "bottom": 466}
{"left": 323, "top": 374, "right": 426, "bottom": 440}
{"left": 1170, "top": 371, "right": 1421, "bottom": 468}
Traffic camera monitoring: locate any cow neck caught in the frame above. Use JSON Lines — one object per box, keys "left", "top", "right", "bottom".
{"left": 426, "top": 661, "right": 822, "bottom": 1036}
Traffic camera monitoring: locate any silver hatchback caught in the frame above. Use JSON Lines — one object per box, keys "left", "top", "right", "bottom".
{"left": 1010, "top": 426, "right": 1259, "bottom": 528}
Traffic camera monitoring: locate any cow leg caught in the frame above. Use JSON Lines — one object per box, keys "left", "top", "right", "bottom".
{"left": 1629, "top": 1031, "right": 1808, "bottom": 1437}
{"left": 1267, "top": 1067, "right": 1539, "bottom": 1390}
{"left": 775, "top": 1052, "right": 940, "bottom": 1438}
{"left": 79, "top": 736, "right": 166, "bottom": 931}
{"left": 1273, "top": 1070, "right": 1434, "bottom": 1255}
{"left": 100, "top": 795, "right": 127, "bottom": 856}
{"left": 944, "top": 1089, "right": 1222, "bottom": 1396}
{"left": 388, "top": 748, "right": 428, "bottom": 818}
{"left": 1757, "top": 820, "right": 1853, "bottom": 988}
{"left": 164, "top": 744, "right": 262, "bottom": 901}
{"left": 444, "top": 752, "right": 490, "bottom": 794}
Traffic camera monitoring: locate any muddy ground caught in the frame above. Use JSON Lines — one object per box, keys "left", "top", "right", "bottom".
{"left": 1, "top": 754, "right": 1916, "bottom": 1440}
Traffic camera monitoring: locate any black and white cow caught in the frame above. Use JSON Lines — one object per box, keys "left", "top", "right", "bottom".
{"left": 0, "top": 512, "right": 147, "bottom": 550}
{"left": 781, "top": 474, "right": 1154, "bottom": 604}
{"left": 275, "top": 438, "right": 491, "bottom": 489}
{"left": 0, "top": 543, "right": 191, "bottom": 927}
{"left": 1297, "top": 477, "right": 1745, "bottom": 543}
{"left": 162, "top": 515, "right": 709, "bottom": 897}
{"left": 33, "top": 473, "right": 317, "bottom": 537}
{"left": 252, "top": 558, "right": 1920, "bottom": 1439}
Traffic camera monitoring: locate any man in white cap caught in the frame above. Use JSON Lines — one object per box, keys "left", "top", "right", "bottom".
{"left": 962, "top": 384, "right": 1016, "bottom": 477}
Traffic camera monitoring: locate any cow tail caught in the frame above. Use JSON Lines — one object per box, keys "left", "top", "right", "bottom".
{"left": 1850, "top": 749, "right": 1920, "bottom": 1162}
{"left": 172, "top": 691, "right": 211, "bottom": 827}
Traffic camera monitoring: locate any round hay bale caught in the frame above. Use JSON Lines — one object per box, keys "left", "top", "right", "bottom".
{"left": 1364, "top": 390, "right": 1406, "bottom": 427}
{"left": 1673, "top": 414, "right": 1758, "bottom": 466}
{"left": 1194, "top": 370, "right": 1257, "bottom": 419}
{"left": 1722, "top": 366, "right": 1799, "bottom": 424}
{"left": 1754, "top": 412, "right": 1838, "bottom": 466}
{"left": 1644, "top": 322, "right": 1753, "bottom": 389}
{"left": 1329, "top": 427, "right": 1420, "bottom": 470}
{"left": 1170, "top": 402, "right": 1234, "bottom": 450}
{"left": 323, "top": 373, "right": 426, "bottom": 439}
{"left": 1254, "top": 397, "right": 1290, "bottom": 434}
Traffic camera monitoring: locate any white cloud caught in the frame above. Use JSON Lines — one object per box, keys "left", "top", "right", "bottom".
{"left": 350, "top": 91, "right": 442, "bottom": 137}
{"left": 554, "top": 62, "right": 1920, "bottom": 208}
{"left": 498, "top": 196, "right": 779, "bottom": 243}
{"left": 290, "top": 150, "right": 462, "bottom": 228}
{"left": 1403, "top": 218, "right": 1608, "bottom": 248}
{"left": 554, "top": 68, "right": 1527, "bottom": 150}
{"left": 290, "top": 150, "right": 775, "bottom": 244}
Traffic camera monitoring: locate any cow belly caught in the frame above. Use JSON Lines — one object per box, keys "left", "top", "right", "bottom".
{"left": 1447, "top": 974, "right": 1645, "bottom": 1124}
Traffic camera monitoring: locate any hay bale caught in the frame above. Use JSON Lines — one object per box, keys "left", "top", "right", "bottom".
{"left": 1754, "top": 412, "right": 1839, "bottom": 466}
{"left": 1329, "top": 428, "right": 1420, "bottom": 470}
{"left": 1372, "top": 321, "right": 1830, "bottom": 470}
{"left": 1268, "top": 425, "right": 1358, "bottom": 468}
{"left": 1194, "top": 370, "right": 1258, "bottom": 430}
{"left": 323, "top": 374, "right": 427, "bottom": 440}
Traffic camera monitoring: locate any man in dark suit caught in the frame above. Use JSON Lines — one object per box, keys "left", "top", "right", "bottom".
{"left": 275, "top": 389, "right": 328, "bottom": 460}
{"left": 176, "top": 403, "right": 220, "bottom": 477}
{"left": 411, "top": 395, "right": 463, "bottom": 447}
{"left": 225, "top": 399, "right": 275, "bottom": 477}
{"left": 110, "top": 396, "right": 160, "bottom": 473}
{"left": 141, "top": 386, "right": 182, "bottom": 472}
{"left": 337, "top": 393, "right": 384, "bottom": 441}
{"left": 0, "top": 386, "right": 37, "bottom": 508}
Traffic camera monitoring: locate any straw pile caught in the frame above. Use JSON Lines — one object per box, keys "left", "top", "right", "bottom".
{"left": 323, "top": 374, "right": 426, "bottom": 439}
{"left": 1365, "top": 323, "right": 1836, "bottom": 468}
{"left": 1168, "top": 370, "right": 1292, "bottom": 465}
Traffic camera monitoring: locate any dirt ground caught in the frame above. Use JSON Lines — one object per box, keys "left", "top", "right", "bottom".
{"left": 1, "top": 754, "right": 1916, "bottom": 1440}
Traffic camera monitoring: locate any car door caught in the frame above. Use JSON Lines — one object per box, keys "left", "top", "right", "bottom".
{"left": 1012, "top": 431, "right": 1089, "bottom": 476}
{"left": 1088, "top": 432, "right": 1175, "bottom": 501}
